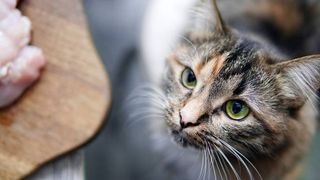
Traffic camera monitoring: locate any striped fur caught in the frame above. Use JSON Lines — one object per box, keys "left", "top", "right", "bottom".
{"left": 142, "top": 0, "right": 320, "bottom": 179}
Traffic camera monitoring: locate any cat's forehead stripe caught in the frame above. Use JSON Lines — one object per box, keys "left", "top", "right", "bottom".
{"left": 197, "top": 38, "right": 259, "bottom": 78}
{"left": 212, "top": 55, "right": 225, "bottom": 77}
{"left": 197, "top": 55, "right": 225, "bottom": 78}
{"left": 219, "top": 39, "right": 258, "bottom": 79}
{"left": 204, "top": 39, "right": 259, "bottom": 97}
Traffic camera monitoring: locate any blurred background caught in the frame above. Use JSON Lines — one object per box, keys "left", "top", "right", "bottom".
{"left": 82, "top": 0, "right": 167, "bottom": 179}
{"left": 82, "top": 0, "right": 320, "bottom": 179}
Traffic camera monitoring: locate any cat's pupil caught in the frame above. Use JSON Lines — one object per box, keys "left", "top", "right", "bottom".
{"left": 232, "top": 101, "right": 243, "bottom": 114}
{"left": 187, "top": 71, "right": 196, "bottom": 83}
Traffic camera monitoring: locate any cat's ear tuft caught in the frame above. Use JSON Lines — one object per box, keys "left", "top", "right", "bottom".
{"left": 277, "top": 55, "right": 320, "bottom": 106}
{"left": 211, "top": 0, "right": 227, "bottom": 34}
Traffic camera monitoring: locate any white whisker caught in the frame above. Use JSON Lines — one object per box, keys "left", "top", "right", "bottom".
{"left": 205, "top": 141, "right": 216, "bottom": 180}
{"left": 204, "top": 147, "right": 208, "bottom": 180}
{"left": 223, "top": 143, "right": 253, "bottom": 180}
{"left": 198, "top": 150, "right": 205, "bottom": 180}
{"left": 216, "top": 146, "right": 241, "bottom": 180}
{"left": 179, "top": 35, "right": 201, "bottom": 60}
{"left": 211, "top": 145, "right": 222, "bottom": 180}
{"left": 220, "top": 140, "right": 263, "bottom": 180}
{"left": 214, "top": 145, "right": 228, "bottom": 180}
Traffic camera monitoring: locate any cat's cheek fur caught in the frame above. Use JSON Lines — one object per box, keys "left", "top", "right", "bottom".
{"left": 166, "top": 108, "right": 181, "bottom": 129}
{"left": 213, "top": 114, "right": 269, "bottom": 152}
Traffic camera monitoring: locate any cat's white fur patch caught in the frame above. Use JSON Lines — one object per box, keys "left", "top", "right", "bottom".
{"left": 141, "top": 0, "right": 197, "bottom": 84}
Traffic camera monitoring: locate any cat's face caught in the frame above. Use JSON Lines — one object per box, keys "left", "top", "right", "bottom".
{"left": 161, "top": 31, "right": 319, "bottom": 155}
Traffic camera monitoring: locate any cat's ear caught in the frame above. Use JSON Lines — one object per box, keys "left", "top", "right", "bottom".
{"left": 277, "top": 55, "right": 320, "bottom": 107}
{"left": 211, "top": 0, "right": 227, "bottom": 34}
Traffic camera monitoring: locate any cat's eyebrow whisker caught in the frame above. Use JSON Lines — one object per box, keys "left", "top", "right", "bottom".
{"left": 219, "top": 140, "right": 263, "bottom": 180}
{"left": 180, "top": 35, "right": 201, "bottom": 60}
{"left": 216, "top": 146, "right": 241, "bottom": 180}
{"left": 204, "top": 46, "right": 218, "bottom": 64}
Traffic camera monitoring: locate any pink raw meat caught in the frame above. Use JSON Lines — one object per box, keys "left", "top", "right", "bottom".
{"left": 0, "top": 0, "right": 45, "bottom": 107}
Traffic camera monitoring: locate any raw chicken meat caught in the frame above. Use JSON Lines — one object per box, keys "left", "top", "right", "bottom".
{"left": 0, "top": 0, "right": 45, "bottom": 107}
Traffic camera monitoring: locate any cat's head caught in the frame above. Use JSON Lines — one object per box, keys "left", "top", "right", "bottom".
{"left": 161, "top": 1, "right": 320, "bottom": 155}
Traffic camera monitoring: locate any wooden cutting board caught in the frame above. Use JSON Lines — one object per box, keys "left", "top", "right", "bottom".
{"left": 0, "top": 0, "right": 111, "bottom": 179}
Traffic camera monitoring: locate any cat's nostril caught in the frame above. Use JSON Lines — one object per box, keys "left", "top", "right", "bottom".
{"left": 179, "top": 112, "right": 207, "bottom": 129}
{"left": 180, "top": 121, "right": 200, "bottom": 129}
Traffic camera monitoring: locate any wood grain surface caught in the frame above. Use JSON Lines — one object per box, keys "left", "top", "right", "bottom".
{"left": 0, "top": 0, "right": 111, "bottom": 179}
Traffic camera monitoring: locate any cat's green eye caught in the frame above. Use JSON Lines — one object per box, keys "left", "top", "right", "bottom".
{"left": 225, "top": 100, "right": 250, "bottom": 120}
{"left": 181, "top": 68, "right": 197, "bottom": 89}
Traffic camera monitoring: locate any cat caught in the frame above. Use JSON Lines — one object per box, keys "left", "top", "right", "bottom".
{"left": 139, "top": 0, "right": 320, "bottom": 179}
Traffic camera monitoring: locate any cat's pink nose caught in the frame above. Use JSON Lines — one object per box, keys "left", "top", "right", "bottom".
{"left": 180, "top": 108, "right": 209, "bottom": 129}
{"left": 179, "top": 98, "right": 209, "bottom": 129}
{"left": 180, "top": 109, "right": 199, "bottom": 128}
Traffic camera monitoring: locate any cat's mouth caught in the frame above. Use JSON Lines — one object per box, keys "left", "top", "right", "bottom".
{"left": 169, "top": 121, "right": 224, "bottom": 150}
{"left": 171, "top": 129, "right": 207, "bottom": 149}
